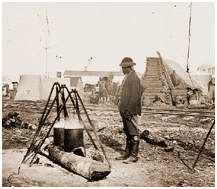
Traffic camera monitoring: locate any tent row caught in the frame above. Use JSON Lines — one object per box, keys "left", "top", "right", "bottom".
{"left": 15, "top": 75, "right": 84, "bottom": 101}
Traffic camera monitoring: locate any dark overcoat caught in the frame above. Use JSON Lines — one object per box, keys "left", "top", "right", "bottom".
{"left": 119, "top": 70, "right": 143, "bottom": 116}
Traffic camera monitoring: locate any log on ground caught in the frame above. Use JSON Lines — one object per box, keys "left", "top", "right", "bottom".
{"left": 45, "top": 144, "right": 111, "bottom": 181}
{"left": 140, "top": 130, "right": 174, "bottom": 151}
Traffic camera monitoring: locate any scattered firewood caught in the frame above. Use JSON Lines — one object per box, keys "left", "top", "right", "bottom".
{"left": 140, "top": 129, "right": 174, "bottom": 152}
{"left": 2, "top": 112, "right": 37, "bottom": 130}
{"left": 85, "top": 146, "right": 104, "bottom": 162}
{"left": 140, "top": 130, "right": 167, "bottom": 147}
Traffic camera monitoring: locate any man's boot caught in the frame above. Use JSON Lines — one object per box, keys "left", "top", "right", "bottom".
{"left": 115, "top": 137, "right": 131, "bottom": 160}
{"left": 123, "top": 136, "right": 140, "bottom": 164}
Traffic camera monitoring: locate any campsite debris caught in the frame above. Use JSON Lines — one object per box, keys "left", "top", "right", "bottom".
{"left": 94, "top": 121, "right": 107, "bottom": 132}
{"left": 183, "top": 116, "right": 194, "bottom": 120}
{"left": 90, "top": 92, "right": 99, "bottom": 104}
{"left": 140, "top": 129, "right": 175, "bottom": 151}
{"left": 161, "top": 115, "right": 177, "bottom": 121}
{"left": 188, "top": 103, "right": 214, "bottom": 109}
{"left": 2, "top": 112, "right": 36, "bottom": 130}
{"left": 84, "top": 146, "right": 104, "bottom": 162}
{"left": 2, "top": 96, "right": 215, "bottom": 186}
{"left": 200, "top": 118, "right": 212, "bottom": 124}
{"left": 140, "top": 130, "right": 167, "bottom": 147}
{"left": 152, "top": 101, "right": 172, "bottom": 109}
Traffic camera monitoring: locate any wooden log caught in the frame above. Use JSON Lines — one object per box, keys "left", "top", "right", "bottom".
{"left": 140, "top": 130, "right": 167, "bottom": 147}
{"left": 45, "top": 144, "right": 111, "bottom": 181}
{"left": 140, "top": 130, "right": 174, "bottom": 152}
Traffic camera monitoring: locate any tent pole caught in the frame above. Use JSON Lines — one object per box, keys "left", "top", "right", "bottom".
{"left": 192, "top": 120, "right": 215, "bottom": 169}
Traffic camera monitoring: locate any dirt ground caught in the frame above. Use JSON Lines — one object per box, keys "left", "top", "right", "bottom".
{"left": 2, "top": 98, "right": 215, "bottom": 187}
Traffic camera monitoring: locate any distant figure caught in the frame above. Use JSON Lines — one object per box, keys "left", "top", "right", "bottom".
{"left": 103, "top": 77, "right": 109, "bottom": 101}
{"left": 98, "top": 77, "right": 104, "bottom": 103}
{"left": 107, "top": 81, "right": 113, "bottom": 101}
{"left": 113, "top": 82, "right": 119, "bottom": 97}
{"left": 115, "top": 57, "right": 144, "bottom": 164}
{"left": 2, "top": 83, "right": 9, "bottom": 96}
{"left": 186, "top": 87, "right": 193, "bottom": 105}
{"left": 95, "top": 85, "right": 99, "bottom": 93}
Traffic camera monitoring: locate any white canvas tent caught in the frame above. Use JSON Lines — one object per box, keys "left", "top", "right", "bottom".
{"left": 15, "top": 75, "right": 43, "bottom": 101}
{"left": 41, "top": 78, "right": 70, "bottom": 100}
{"left": 163, "top": 59, "right": 202, "bottom": 90}
{"left": 15, "top": 75, "right": 70, "bottom": 101}
{"left": 190, "top": 70, "right": 212, "bottom": 96}
{"left": 67, "top": 77, "right": 84, "bottom": 98}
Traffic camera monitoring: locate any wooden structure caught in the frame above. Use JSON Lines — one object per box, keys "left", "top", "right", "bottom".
{"left": 141, "top": 54, "right": 175, "bottom": 106}
{"left": 141, "top": 52, "right": 202, "bottom": 106}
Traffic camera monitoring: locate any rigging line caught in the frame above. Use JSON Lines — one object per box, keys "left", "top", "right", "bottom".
{"left": 186, "top": 2, "right": 195, "bottom": 89}
{"left": 188, "top": 71, "right": 195, "bottom": 89}
{"left": 46, "top": 8, "right": 50, "bottom": 37}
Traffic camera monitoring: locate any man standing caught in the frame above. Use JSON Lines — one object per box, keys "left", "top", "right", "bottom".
{"left": 115, "top": 57, "right": 144, "bottom": 164}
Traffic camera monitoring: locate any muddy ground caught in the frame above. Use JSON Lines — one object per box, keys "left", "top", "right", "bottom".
{"left": 2, "top": 97, "right": 215, "bottom": 187}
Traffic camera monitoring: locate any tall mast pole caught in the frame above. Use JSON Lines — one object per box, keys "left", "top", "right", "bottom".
{"left": 43, "top": 40, "right": 50, "bottom": 78}
{"left": 186, "top": 2, "right": 193, "bottom": 73}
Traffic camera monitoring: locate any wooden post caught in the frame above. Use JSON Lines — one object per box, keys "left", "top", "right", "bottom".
{"left": 157, "top": 51, "right": 175, "bottom": 106}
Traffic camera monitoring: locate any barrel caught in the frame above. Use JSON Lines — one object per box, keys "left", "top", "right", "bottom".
{"left": 64, "top": 128, "right": 84, "bottom": 152}
{"left": 53, "top": 120, "right": 65, "bottom": 147}
{"left": 54, "top": 127, "right": 65, "bottom": 147}
{"left": 64, "top": 118, "right": 84, "bottom": 152}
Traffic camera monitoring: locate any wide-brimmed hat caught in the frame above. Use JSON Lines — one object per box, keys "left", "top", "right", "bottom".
{"left": 119, "top": 57, "right": 136, "bottom": 68}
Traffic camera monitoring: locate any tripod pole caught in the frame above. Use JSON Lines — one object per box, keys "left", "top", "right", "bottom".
{"left": 192, "top": 119, "right": 215, "bottom": 169}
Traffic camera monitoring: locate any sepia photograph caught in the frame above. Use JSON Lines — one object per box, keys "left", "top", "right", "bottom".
{"left": 2, "top": 1, "right": 215, "bottom": 187}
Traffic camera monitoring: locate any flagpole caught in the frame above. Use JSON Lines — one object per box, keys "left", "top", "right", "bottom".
{"left": 43, "top": 40, "right": 50, "bottom": 78}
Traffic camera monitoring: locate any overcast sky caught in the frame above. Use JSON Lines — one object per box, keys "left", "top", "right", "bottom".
{"left": 2, "top": 2, "right": 215, "bottom": 81}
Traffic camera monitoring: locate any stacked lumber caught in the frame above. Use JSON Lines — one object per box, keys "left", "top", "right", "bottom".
{"left": 141, "top": 57, "right": 170, "bottom": 106}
